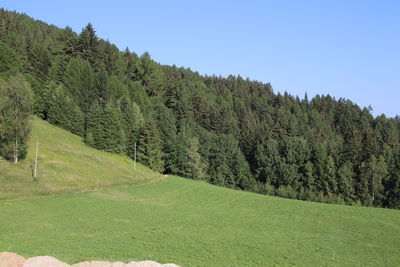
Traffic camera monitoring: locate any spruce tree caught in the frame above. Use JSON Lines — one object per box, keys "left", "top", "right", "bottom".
{"left": 337, "top": 161, "right": 355, "bottom": 202}
{"left": 63, "top": 57, "right": 96, "bottom": 113}
{"left": 137, "top": 120, "right": 164, "bottom": 172}
{"left": 0, "top": 41, "right": 19, "bottom": 76}
{"left": 185, "top": 137, "right": 205, "bottom": 180}
{"left": 47, "top": 83, "right": 84, "bottom": 136}
{"left": 119, "top": 97, "right": 144, "bottom": 158}
{"left": 77, "top": 23, "right": 99, "bottom": 68}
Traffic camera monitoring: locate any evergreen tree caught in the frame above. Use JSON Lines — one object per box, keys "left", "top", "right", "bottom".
{"left": 134, "top": 52, "right": 165, "bottom": 96}
{"left": 63, "top": 57, "right": 96, "bottom": 113}
{"left": 24, "top": 74, "right": 45, "bottom": 118}
{"left": 185, "top": 137, "right": 205, "bottom": 180}
{"left": 47, "top": 83, "right": 84, "bottom": 136}
{"left": 119, "top": 97, "right": 144, "bottom": 158}
{"left": 337, "top": 161, "right": 355, "bottom": 202}
{"left": 95, "top": 68, "right": 109, "bottom": 102}
{"left": 0, "top": 41, "right": 19, "bottom": 76}
{"left": 137, "top": 120, "right": 164, "bottom": 172}
{"left": 254, "top": 139, "right": 281, "bottom": 186}
{"left": 85, "top": 102, "right": 125, "bottom": 152}
{"left": 359, "top": 155, "right": 387, "bottom": 206}
{"left": 313, "top": 144, "right": 330, "bottom": 194}
{"left": 48, "top": 55, "right": 68, "bottom": 84}
{"left": 76, "top": 23, "right": 99, "bottom": 68}
{"left": 152, "top": 103, "right": 179, "bottom": 173}
{"left": 383, "top": 146, "right": 400, "bottom": 208}
{"left": 26, "top": 42, "right": 51, "bottom": 83}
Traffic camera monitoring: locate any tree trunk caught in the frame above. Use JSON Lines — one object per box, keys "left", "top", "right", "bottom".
{"left": 14, "top": 137, "right": 18, "bottom": 163}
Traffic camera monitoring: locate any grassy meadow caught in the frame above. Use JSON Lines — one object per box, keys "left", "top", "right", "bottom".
{"left": 0, "top": 176, "right": 399, "bottom": 266}
{"left": 0, "top": 117, "right": 162, "bottom": 200}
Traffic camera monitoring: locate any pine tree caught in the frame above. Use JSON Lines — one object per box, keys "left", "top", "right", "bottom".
{"left": 48, "top": 55, "right": 68, "bottom": 84}
{"left": 0, "top": 41, "right": 19, "bottom": 76}
{"left": 63, "top": 58, "right": 96, "bottom": 113}
{"left": 137, "top": 120, "right": 164, "bottom": 172}
{"left": 119, "top": 97, "right": 144, "bottom": 158}
{"left": 254, "top": 139, "right": 281, "bottom": 185}
{"left": 359, "top": 155, "right": 387, "bottom": 206}
{"left": 85, "top": 102, "right": 126, "bottom": 152}
{"left": 134, "top": 52, "right": 165, "bottom": 96}
{"left": 24, "top": 74, "right": 45, "bottom": 118}
{"left": 337, "top": 161, "right": 355, "bottom": 202}
{"left": 185, "top": 137, "right": 205, "bottom": 180}
{"left": 47, "top": 83, "right": 84, "bottom": 136}
{"left": 95, "top": 68, "right": 109, "bottom": 102}
{"left": 152, "top": 103, "right": 178, "bottom": 173}
{"left": 26, "top": 43, "right": 51, "bottom": 83}
{"left": 383, "top": 146, "right": 400, "bottom": 208}
{"left": 77, "top": 23, "right": 99, "bottom": 68}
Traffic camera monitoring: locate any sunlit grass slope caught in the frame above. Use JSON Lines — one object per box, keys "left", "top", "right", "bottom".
{"left": 0, "top": 176, "right": 399, "bottom": 266}
{"left": 0, "top": 117, "right": 162, "bottom": 200}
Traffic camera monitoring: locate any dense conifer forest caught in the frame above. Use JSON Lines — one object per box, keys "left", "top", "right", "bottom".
{"left": 1, "top": 9, "right": 399, "bottom": 208}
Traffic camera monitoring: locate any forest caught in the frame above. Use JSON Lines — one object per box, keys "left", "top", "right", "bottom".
{"left": 0, "top": 9, "right": 399, "bottom": 209}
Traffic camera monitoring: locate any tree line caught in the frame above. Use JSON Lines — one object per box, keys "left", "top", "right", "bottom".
{"left": 0, "top": 9, "right": 399, "bottom": 208}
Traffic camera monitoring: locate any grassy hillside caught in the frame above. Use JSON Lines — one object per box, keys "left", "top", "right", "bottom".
{"left": 0, "top": 176, "right": 399, "bottom": 266}
{"left": 0, "top": 118, "right": 399, "bottom": 266}
{"left": 0, "top": 117, "right": 163, "bottom": 200}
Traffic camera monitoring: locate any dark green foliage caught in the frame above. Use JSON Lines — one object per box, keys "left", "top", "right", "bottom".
{"left": 102, "top": 41, "right": 124, "bottom": 76}
{"left": 76, "top": 23, "right": 100, "bottom": 69}
{"left": 337, "top": 161, "right": 356, "bottom": 202}
{"left": 47, "top": 82, "right": 84, "bottom": 136}
{"left": 94, "top": 68, "right": 110, "bottom": 102}
{"left": 2, "top": 8, "right": 400, "bottom": 208}
{"left": 48, "top": 55, "right": 68, "bottom": 84}
{"left": 185, "top": 137, "right": 205, "bottom": 180}
{"left": 254, "top": 139, "right": 281, "bottom": 185}
{"left": 383, "top": 146, "right": 400, "bottom": 208}
{"left": 137, "top": 120, "right": 164, "bottom": 172}
{"left": 208, "top": 135, "right": 254, "bottom": 190}
{"left": 119, "top": 97, "right": 144, "bottom": 158}
{"left": 152, "top": 103, "right": 178, "bottom": 173}
{"left": 358, "top": 155, "right": 387, "bottom": 206}
{"left": 85, "top": 102, "right": 126, "bottom": 152}
{"left": 107, "top": 75, "right": 129, "bottom": 101}
{"left": 26, "top": 42, "right": 51, "bottom": 82}
{"left": 0, "top": 41, "right": 19, "bottom": 76}
{"left": 127, "top": 81, "right": 149, "bottom": 112}
{"left": 24, "top": 74, "right": 45, "bottom": 118}
{"left": 0, "top": 75, "right": 33, "bottom": 162}
{"left": 134, "top": 52, "right": 165, "bottom": 96}
{"left": 63, "top": 58, "right": 96, "bottom": 113}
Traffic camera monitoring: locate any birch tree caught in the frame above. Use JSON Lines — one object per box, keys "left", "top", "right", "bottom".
{"left": 0, "top": 75, "right": 33, "bottom": 163}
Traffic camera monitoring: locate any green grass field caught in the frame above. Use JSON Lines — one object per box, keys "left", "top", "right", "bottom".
{"left": 0, "top": 118, "right": 399, "bottom": 266}
{"left": 0, "top": 117, "right": 162, "bottom": 200}
{"left": 0, "top": 176, "right": 399, "bottom": 266}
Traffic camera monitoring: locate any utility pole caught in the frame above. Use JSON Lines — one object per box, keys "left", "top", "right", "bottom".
{"left": 134, "top": 141, "right": 137, "bottom": 171}
{"left": 33, "top": 140, "right": 39, "bottom": 179}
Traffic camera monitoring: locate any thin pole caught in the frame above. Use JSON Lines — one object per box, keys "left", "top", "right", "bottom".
{"left": 34, "top": 140, "right": 39, "bottom": 179}
{"left": 134, "top": 142, "right": 137, "bottom": 171}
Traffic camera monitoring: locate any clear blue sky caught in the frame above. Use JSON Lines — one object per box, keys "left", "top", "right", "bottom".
{"left": 2, "top": 0, "right": 400, "bottom": 117}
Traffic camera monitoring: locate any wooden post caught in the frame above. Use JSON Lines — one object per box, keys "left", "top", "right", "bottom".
{"left": 134, "top": 142, "right": 137, "bottom": 171}
{"left": 34, "top": 141, "right": 39, "bottom": 179}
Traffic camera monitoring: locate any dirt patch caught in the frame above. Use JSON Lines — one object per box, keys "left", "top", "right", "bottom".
{"left": 23, "top": 256, "right": 69, "bottom": 267}
{"left": 0, "top": 252, "right": 180, "bottom": 267}
{"left": 0, "top": 252, "right": 25, "bottom": 267}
